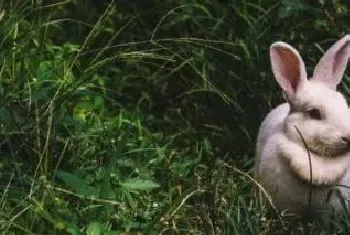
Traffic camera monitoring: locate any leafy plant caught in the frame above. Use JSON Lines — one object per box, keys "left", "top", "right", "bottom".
{"left": 0, "top": 0, "right": 349, "bottom": 234}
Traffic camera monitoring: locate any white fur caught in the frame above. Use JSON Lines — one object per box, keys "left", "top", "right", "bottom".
{"left": 254, "top": 35, "right": 350, "bottom": 215}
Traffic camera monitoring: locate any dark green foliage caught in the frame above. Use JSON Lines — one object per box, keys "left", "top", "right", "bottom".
{"left": 0, "top": 0, "right": 349, "bottom": 234}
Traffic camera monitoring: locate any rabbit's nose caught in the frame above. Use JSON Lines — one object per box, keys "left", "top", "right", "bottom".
{"left": 342, "top": 136, "right": 350, "bottom": 144}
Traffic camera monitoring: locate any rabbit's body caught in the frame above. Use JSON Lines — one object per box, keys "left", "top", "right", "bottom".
{"left": 256, "top": 102, "right": 350, "bottom": 213}
{"left": 254, "top": 35, "right": 350, "bottom": 215}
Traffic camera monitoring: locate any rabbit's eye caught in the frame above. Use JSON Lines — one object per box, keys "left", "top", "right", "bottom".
{"left": 307, "top": 108, "right": 321, "bottom": 120}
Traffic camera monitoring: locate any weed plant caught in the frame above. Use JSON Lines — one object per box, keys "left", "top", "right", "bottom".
{"left": 0, "top": 0, "right": 350, "bottom": 234}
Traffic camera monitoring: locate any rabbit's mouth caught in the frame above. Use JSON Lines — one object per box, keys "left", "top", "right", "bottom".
{"left": 307, "top": 142, "right": 350, "bottom": 158}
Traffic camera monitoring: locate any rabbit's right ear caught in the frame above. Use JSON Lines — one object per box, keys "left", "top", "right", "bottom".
{"left": 270, "top": 42, "right": 307, "bottom": 96}
{"left": 312, "top": 35, "right": 350, "bottom": 90}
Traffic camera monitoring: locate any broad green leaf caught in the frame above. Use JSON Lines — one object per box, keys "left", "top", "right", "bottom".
{"left": 73, "top": 102, "right": 93, "bottom": 122}
{"left": 66, "top": 222, "right": 80, "bottom": 235}
{"left": 86, "top": 222, "right": 107, "bottom": 235}
{"left": 36, "top": 61, "right": 53, "bottom": 81}
{"left": 121, "top": 178, "right": 160, "bottom": 191}
{"left": 92, "top": 95, "right": 104, "bottom": 110}
{"left": 56, "top": 170, "right": 96, "bottom": 196}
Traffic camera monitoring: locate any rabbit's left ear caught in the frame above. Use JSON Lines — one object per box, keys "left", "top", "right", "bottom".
{"left": 312, "top": 35, "right": 350, "bottom": 90}
{"left": 270, "top": 41, "right": 307, "bottom": 96}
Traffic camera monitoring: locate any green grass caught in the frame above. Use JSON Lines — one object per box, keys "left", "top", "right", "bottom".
{"left": 0, "top": 0, "right": 350, "bottom": 234}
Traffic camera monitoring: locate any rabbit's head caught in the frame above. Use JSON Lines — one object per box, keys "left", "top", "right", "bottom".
{"left": 270, "top": 35, "right": 350, "bottom": 158}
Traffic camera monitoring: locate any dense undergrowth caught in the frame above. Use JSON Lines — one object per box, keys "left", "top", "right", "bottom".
{"left": 1, "top": 0, "right": 350, "bottom": 234}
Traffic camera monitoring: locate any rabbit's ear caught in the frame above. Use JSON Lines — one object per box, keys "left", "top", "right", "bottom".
{"left": 270, "top": 42, "right": 307, "bottom": 95}
{"left": 312, "top": 35, "right": 350, "bottom": 90}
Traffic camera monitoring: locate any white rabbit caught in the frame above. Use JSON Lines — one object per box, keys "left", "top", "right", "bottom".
{"left": 254, "top": 35, "right": 350, "bottom": 215}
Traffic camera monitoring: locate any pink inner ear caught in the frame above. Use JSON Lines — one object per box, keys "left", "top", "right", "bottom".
{"left": 272, "top": 47, "right": 301, "bottom": 94}
{"left": 333, "top": 42, "right": 349, "bottom": 76}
